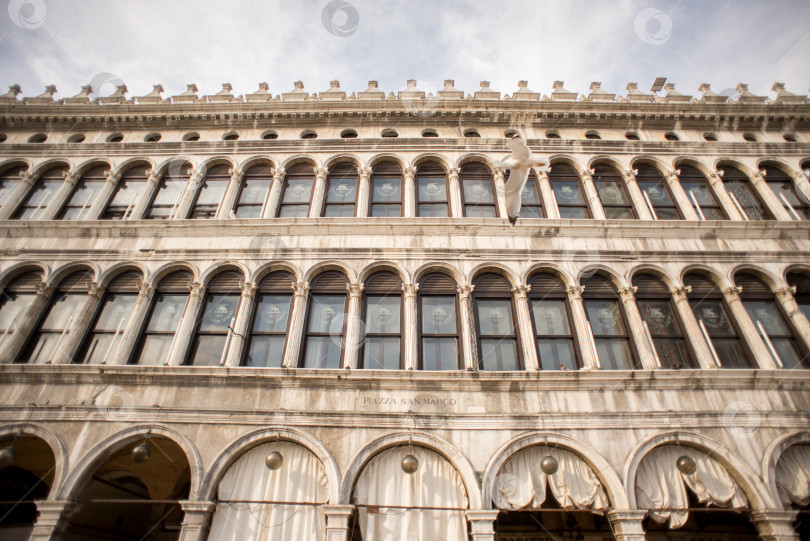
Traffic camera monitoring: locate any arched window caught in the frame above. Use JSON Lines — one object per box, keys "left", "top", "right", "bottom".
{"left": 361, "top": 272, "right": 402, "bottom": 369}
{"left": 787, "top": 270, "right": 810, "bottom": 322}
{"left": 277, "top": 163, "right": 314, "bottom": 218}
{"left": 549, "top": 164, "right": 590, "bottom": 219}
{"left": 233, "top": 164, "right": 273, "bottom": 218}
{"left": 635, "top": 165, "right": 682, "bottom": 219}
{"left": 190, "top": 164, "right": 230, "bottom": 219}
{"left": 684, "top": 274, "right": 752, "bottom": 368}
{"left": 322, "top": 163, "right": 357, "bottom": 217}
{"left": 369, "top": 162, "right": 402, "bottom": 217}
{"left": 0, "top": 271, "right": 41, "bottom": 343}
{"left": 18, "top": 270, "right": 93, "bottom": 364}
{"left": 186, "top": 271, "right": 242, "bottom": 366}
{"left": 720, "top": 165, "right": 772, "bottom": 220}
{"left": 301, "top": 271, "right": 348, "bottom": 368}
{"left": 632, "top": 273, "right": 695, "bottom": 368}
{"left": 0, "top": 165, "right": 26, "bottom": 208}
{"left": 517, "top": 170, "right": 544, "bottom": 218}
{"left": 416, "top": 162, "right": 448, "bottom": 217}
{"left": 528, "top": 273, "right": 578, "bottom": 370}
{"left": 244, "top": 271, "right": 294, "bottom": 367}
{"left": 76, "top": 271, "right": 141, "bottom": 364}
{"left": 582, "top": 275, "right": 637, "bottom": 369}
{"left": 736, "top": 273, "right": 807, "bottom": 369}
{"left": 131, "top": 271, "right": 191, "bottom": 365}
{"left": 418, "top": 273, "right": 460, "bottom": 370}
{"left": 592, "top": 164, "right": 636, "bottom": 219}
{"left": 460, "top": 163, "right": 497, "bottom": 217}
{"left": 101, "top": 165, "right": 149, "bottom": 220}
{"left": 146, "top": 164, "right": 190, "bottom": 219}
{"left": 677, "top": 166, "right": 726, "bottom": 220}
{"left": 761, "top": 165, "right": 810, "bottom": 220}
{"left": 12, "top": 166, "right": 68, "bottom": 220}
{"left": 57, "top": 166, "right": 107, "bottom": 220}
{"left": 472, "top": 273, "right": 520, "bottom": 370}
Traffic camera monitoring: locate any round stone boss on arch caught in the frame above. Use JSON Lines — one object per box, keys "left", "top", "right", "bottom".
{"left": 0, "top": 423, "right": 68, "bottom": 499}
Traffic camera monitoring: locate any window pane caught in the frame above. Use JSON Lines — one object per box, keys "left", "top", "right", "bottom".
{"left": 235, "top": 205, "right": 262, "bottom": 219}
{"left": 418, "top": 203, "right": 447, "bottom": 217}
{"left": 66, "top": 180, "right": 105, "bottom": 206}
{"left": 363, "top": 337, "right": 400, "bottom": 369}
{"left": 654, "top": 208, "right": 679, "bottom": 220}
{"left": 371, "top": 204, "right": 401, "bottom": 217}
{"left": 108, "top": 181, "right": 143, "bottom": 208}
{"left": 189, "top": 335, "right": 227, "bottom": 366}
{"left": 522, "top": 182, "right": 540, "bottom": 204}
{"left": 137, "top": 335, "right": 174, "bottom": 366}
{"left": 639, "top": 181, "right": 674, "bottom": 206}
{"left": 199, "top": 295, "right": 239, "bottom": 332}
{"left": 27, "top": 181, "right": 63, "bottom": 207}
{"left": 553, "top": 182, "right": 586, "bottom": 205}
{"left": 418, "top": 177, "right": 446, "bottom": 202}
{"left": 559, "top": 207, "right": 589, "bottom": 219}
{"left": 324, "top": 204, "right": 354, "bottom": 217}
{"left": 283, "top": 178, "right": 313, "bottom": 203}
{"left": 537, "top": 339, "right": 577, "bottom": 371}
{"left": 682, "top": 182, "right": 716, "bottom": 206}
{"left": 725, "top": 181, "right": 767, "bottom": 220}
{"left": 692, "top": 300, "right": 735, "bottom": 336}
{"left": 421, "top": 296, "right": 456, "bottom": 334}
{"left": 799, "top": 302, "right": 810, "bottom": 322}
{"left": 0, "top": 180, "right": 19, "bottom": 207}
{"left": 713, "top": 338, "right": 748, "bottom": 368}
{"left": 279, "top": 205, "right": 309, "bottom": 218}
{"left": 151, "top": 180, "right": 185, "bottom": 207}
{"left": 465, "top": 206, "right": 496, "bottom": 218}
{"left": 41, "top": 293, "right": 85, "bottom": 331}
{"left": 595, "top": 181, "right": 630, "bottom": 206}
{"left": 303, "top": 336, "right": 342, "bottom": 368}
{"left": 477, "top": 299, "right": 514, "bottom": 336}
{"left": 595, "top": 339, "right": 634, "bottom": 369}
{"left": 366, "top": 296, "right": 400, "bottom": 334}
{"left": 701, "top": 208, "right": 725, "bottom": 220}
{"left": 245, "top": 335, "right": 286, "bottom": 368}
{"left": 372, "top": 177, "right": 401, "bottom": 203}
{"left": 146, "top": 294, "right": 187, "bottom": 332}
{"left": 238, "top": 178, "right": 271, "bottom": 205}
{"left": 28, "top": 334, "right": 62, "bottom": 364}
{"left": 519, "top": 206, "right": 543, "bottom": 219}
{"left": 253, "top": 295, "right": 291, "bottom": 333}
{"left": 744, "top": 300, "right": 791, "bottom": 335}
{"left": 195, "top": 179, "right": 229, "bottom": 206}
{"left": 480, "top": 339, "right": 519, "bottom": 371}
{"left": 772, "top": 339, "right": 804, "bottom": 368}
{"left": 531, "top": 300, "right": 570, "bottom": 336}
{"left": 653, "top": 338, "right": 691, "bottom": 368}
{"left": 637, "top": 300, "right": 679, "bottom": 337}
{"left": 604, "top": 207, "right": 634, "bottom": 219}
{"left": 585, "top": 300, "right": 626, "bottom": 336}
{"left": 326, "top": 178, "right": 356, "bottom": 203}
{"left": 80, "top": 333, "right": 115, "bottom": 365}
{"left": 93, "top": 294, "right": 137, "bottom": 331}
{"left": 0, "top": 294, "right": 35, "bottom": 331}
{"left": 463, "top": 179, "right": 494, "bottom": 204}
{"left": 422, "top": 338, "right": 457, "bottom": 370}
{"left": 308, "top": 295, "right": 345, "bottom": 333}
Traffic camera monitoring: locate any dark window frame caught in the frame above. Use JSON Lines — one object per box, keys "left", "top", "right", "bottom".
{"left": 581, "top": 275, "right": 640, "bottom": 370}
{"left": 677, "top": 166, "right": 727, "bottom": 220}
{"left": 527, "top": 273, "right": 580, "bottom": 370}
{"left": 233, "top": 164, "right": 273, "bottom": 219}
{"left": 591, "top": 164, "right": 637, "bottom": 219}
{"left": 459, "top": 163, "right": 498, "bottom": 218}
{"left": 549, "top": 164, "right": 591, "bottom": 219}
{"left": 417, "top": 273, "right": 462, "bottom": 370}
{"left": 359, "top": 272, "right": 403, "bottom": 369}
{"left": 299, "top": 272, "right": 349, "bottom": 369}
{"left": 471, "top": 274, "right": 522, "bottom": 371}
{"left": 415, "top": 163, "right": 450, "bottom": 218}
{"left": 129, "top": 271, "right": 192, "bottom": 365}
{"left": 321, "top": 164, "right": 359, "bottom": 218}
{"left": 277, "top": 164, "right": 316, "bottom": 218}
{"left": 368, "top": 163, "right": 404, "bottom": 218}
{"left": 242, "top": 272, "right": 295, "bottom": 368}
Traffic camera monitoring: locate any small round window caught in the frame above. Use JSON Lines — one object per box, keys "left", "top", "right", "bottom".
{"left": 183, "top": 132, "right": 200, "bottom": 142}
{"left": 783, "top": 133, "right": 797, "bottom": 143}
{"left": 341, "top": 129, "right": 358, "bottom": 138}
{"left": 703, "top": 132, "right": 717, "bottom": 142}
{"left": 301, "top": 130, "right": 317, "bottom": 139}
{"left": 67, "top": 134, "right": 86, "bottom": 143}
{"left": 463, "top": 130, "right": 480, "bottom": 138}
{"left": 546, "top": 131, "right": 561, "bottom": 139}
{"left": 144, "top": 133, "right": 161, "bottom": 142}
{"left": 381, "top": 129, "right": 398, "bottom": 138}
{"left": 665, "top": 132, "right": 679, "bottom": 141}
{"left": 743, "top": 133, "right": 758, "bottom": 142}
{"left": 504, "top": 130, "right": 518, "bottom": 138}
{"left": 28, "top": 133, "right": 47, "bottom": 143}
{"left": 262, "top": 130, "right": 278, "bottom": 140}
{"left": 625, "top": 132, "right": 640, "bottom": 141}
{"left": 107, "top": 133, "right": 124, "bottom": 143}
{"left": 422, "top": 130, "right": 439, "bottom": 138}
{"left": 223, "top": 132, "right": 239, "bottom": 141}
{"left": 584, "top": 131, "right": 601, "bottom": 140}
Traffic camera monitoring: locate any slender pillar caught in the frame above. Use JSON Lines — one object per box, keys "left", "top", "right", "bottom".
{"left": 225, "top": 282, "right": 257, "bottom": 367}
{"left": 566, "top": 285, "right": 599, "bottom": 369}
{"left": 263, "top": 167, "right": 286, "bottom": 218}
{"left": 0, "top": 281, "right": 54, "bottom": 364}
{"left": 167, "top": 282, "right": 205, "bottom": 366}
{"left": 178, "top": 501, "right": 217, "bottom": 541}
{"left": 670, "top": 286, "right": 717, "bottom": 369}
{"left": 722, "top": 286, "right": 779, "bottom": 369}
{"left": 56, "top": 282, "right": 105, "bottom": 364}
{"left": 0, "top": 171, "right": 37, "bottom": 219}
{"left": 708, "top": 170, "right": 744, "bottom": 220}
{"left": 457, "top": 285, "right": 477, "bottom": 370}
{"left": 39, "top": 171, "right": 80, "bottom": 220}
{"left": 492, "top": 168, "right": 508, "bottom": 218}
{"left": 30, "top": 500, "right": 76, "bottom": 541}
{"left": 512, "top": 285, "right": 539, "bottom": 370}
{"left": 606, "top": 510, "right": 647, "bottom": 541}
{"left": 621, "top": 169, "right": 654, "bottom": 220}
{"left": 665, "top": 170, "right": 700, "bottom": 220}
{"left": 356, "top": 166, "right": 371, "bottom": 217}
{"left": 86, "top": 171, "right": 121, "bottom": 220}
{"left": 112, "top": 281, "right": 155, "bottom": 365}
{"left": 448, "top": 167, "right": 463, "bottom": 218}
{"left": 466, "top": 510, "right": 499, "bottom": 541}
{"left": 775, "top": 286, "right": 810, "bottom": 353}
{"left": 343, "top": 283, "right": 364, "bottom": 369}
{"left": 791, "top": 170, "right": 810, "bottom": 211}
{"left": 618, "top": 286, "right": 658, "bottom": 369}
{"left": 283, "top": 281, "right": 310, "bottom": 368}
{"left": 402, "top": 283, "right": 419, "bottom": 370}
{"left": 536, "top": 170, "right": 560, "bottom": 219}
{"left": 750, "top": 171, "right": 792, "bottom": 221}
{"left": 309, "top": 167, "right": 328, "bottom": 218}
{"left": 217, "top": 168, "right": 244, "bottom": 219}
{"left": 128, "top": 169, "right": 162, "bottom": 220}
{"left": 173, "top": 169, "right": 205, "bottom": 220}
{"left": 403, "top": 167, "right": 416, "bottom": 217}
{"left": 579, "top": 170, "right": 607, "bottom": 220}
{"left": 324, "top": 504, "right": 354, "bottom": 541}
{"left": 751, "top": 510, "right": 800, "bottom": 541}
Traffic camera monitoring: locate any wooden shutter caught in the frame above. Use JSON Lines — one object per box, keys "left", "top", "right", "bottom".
{"left": 107, "top": 271, "right": 143, "bottom": 292}
{"left": 372, "top": 161, "right": 402, "bottom": 176}
{"left": 121, "top": 164, "right": 150, "bottom": 182}
{"left": 286, "top": 163, "right": 314, "bottom": 177}
{"left": 365, "top": 272, "right": 402, "bottom": 294}
{"left": 1, "top": 165, "right": 26, "bottom": 181}
{"left": 208, "top": 271, "right": 243, "bottom": 293}
{"left": 593, "top": 164, "right": 621, "bottom": 179}
{"left": 473, "top": 273, "right": 510, "bottom": 294}
{"left": 419, "top": 273, "right": 457, "bottom": 294}
{"left": 5, "top": 271, "right": 43, "bottom": 292}
{"left": 529, "top": 273, "right": 565, "bottom": 295}
{"left": 329, "top": 163, "right": 356, "bottom": 179}
{"left": 735, "top": 273, "right": 772, "bottom": 298}
{"left": 58, "top": 270, "right": 94, "bottom": 292}
{"left": 159, "top": 271, "right": 193, "bottom": 292}
{"left": 549, "top": 163, "right": 579, "bottom": 181}
{"left": 311, "top": 271, "right": 348, "bottom": 293}
{"left": 417, "top": 162, "right": 445, "bottom": 176}
{"left": 259, "top": 271, "right": 295, "bottom": 293}
{"left": 581, "top": 275, "right": 618, "bottom": 297}
{"left": 460, "top": 162, "right": 490, "bottom": 179}
{"left": 684, "top": 274, "right": 720, "bottom": 297}
{"left": 244, "top": 164, "right": 273, "bottom": 178}
{"left": 635, "top": 164, "right": 664, "bottom": 181}
{"left": 632, "top": 274, "right": 670, "bottom": 297}
{"left": 787, "top": 271, "right": 810, "bottom": 296}
{"left": 677, "top": 165, "right": 706, "bottom": 181}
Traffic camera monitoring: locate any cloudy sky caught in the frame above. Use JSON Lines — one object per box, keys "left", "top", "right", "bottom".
{"left": 1, "top": 0, "right": 809, "bottom": 101}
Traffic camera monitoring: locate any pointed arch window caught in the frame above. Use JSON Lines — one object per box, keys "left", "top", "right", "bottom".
{"left": 244, "top": 271, "right": 294, "bottom": 367}
{"left": 277, "top": 163, "right": 314, "bottom": 218}
{"left": 190, "top": 165, "right": 230, "bottom": 219}
{"left": 146, "top": 164, "right": 190, "bottom": 219}
{"left": 460, "top": 163, "right": 497, "bottom": 217}
{"left": 677, "top": 166, "right": 726, "bottom": 220}
{"left": 633, "top": 273, "right": 695, "bottom": 368}
{"left": 721, "top": 165, "right": 772, "bottom": 220}
{"left": 528, "top": 273, "right": 578, "bottom": 370}
{"left": 12, "top": 166, "right": 68, "bottom": 220}
{"left": 0, "top": 271, "right": 42, "bottom": 344}
{"left": 787, "top": 270, "right": 810, "bottom": 322}
{"left": 517, "top": 170, "right": 544, "bottom": 218}
{"left": 233, "top": 164, "right": 273, "bottom": 218}
{"left": 582, "top": 275, "right": 637, "bottom": 369}
{"left": 101, "top": 165, "right": 148, "bottom": 220}
{"left": 132, "top": 271, "right": 191, "bottom": 365}
{"left": 186, "top": 271, "right": 242, "bottom": 366}
{"left": 592, "top": 164, "right": 636, "bottom": 219}
{"left": 76, "top": 271, "right": 141, "bottom": 364}
{"left": 472, "top": 274, "right": 520, "bottom": 370}
{"left": 369, "top": 162, "right": 403, "bottom": 217}
{"left": 322, "top": 164, "right": 357, "bottom": 217}
{"left": 0, "top": 165, "right": 26, "bottom": 208}
{"left": 736, "top": 273, "right": 807, "bottom": 369}
{"left": 635, "top": 165, "right": 682, "bottom": 219}
{"left": 418, "top": 273, "right": 460, "bottom": 370}
{"left": 416, "top": 162, "right": 449, "bottom": 217}
{"left": 761, "top": 165, "right": 810, "bottom": 220}
{"left": 18, "top": 270, "right": 92, "bottom": 364}
{"left": 57, "top": 166, "right": 107, "bottom": 220}
{"left": 549, "top": 164, "right": 590, "bottom": 219}
{"left": 361, "top": 272, "right": 402, "bottom": 369}
{"left": 301, "top": 271, "right": 348, "bottom": 368}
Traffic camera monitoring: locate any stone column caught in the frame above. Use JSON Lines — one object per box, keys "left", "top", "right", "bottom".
{"left": 167, "top": 282, "right": 205, "bottom": 366}
{"left": 707, "top": 170, "right": 744, "bottom": 220}
{"left": 466, "top": 510, "right": 499, "bottom": 541}
{"left": 0, "top": 281, "right": 54, "bottom": 364}
{"left": 283, "top": 281, "right": 310, "bottom": 368}
{"left": 355, "top": 166, "right": 371, "bottom": 218}
{"left": 217, "top": 168, "right": 245, "bottom": 219}
{"left": 791, "top": 170, "right": 810, "bottom": 212}
{"left": 403, "top": 167, "right": 416, "bottom": 217}
{"left": 86, "top": 171, "right": 121, "bottom": 220}
{"left": 512, "top": 285, "right": 539, "bottom": 370}
{"left": 606, "top": 510, "right": 647, "bottom": 541}
{"left": 225, "top": 282, "right": 257, "bottom": 367}
{"left": 262, "top": 167, "right": 286, "bottom": 218}
{"left": 402, "top": 283, "right": 419, "bottom": 370}
{"left": 618, "top": 286, "right": 658, "bottom": 369}
{"left": 448, "top": 167, "right": 463, "bottom": 218}
{"left": 173, "top": 169, "right": 204, "bottom": 220}
{"left": 750, "top": 171, "right": 792, "bottom": 221}
{"left": 309, "top": 167, "right": 328, "bottom": 218}
{"left": 536, "top": 169, "right": 560, "bottom": 219}
{"left": 751, "top": 510, "right": 800, "bottom": 541}
{"left": 56, "top": 281, "right": 106, "bottom": 364}
{"left": 665, "top": 170, "right": 700, "bottom": 220}
{"left": 670, "top": 286, "right": 718, "bottom": 369}
{"left": 566, "top": 285, "right": 599, "bottom": 369}
{"left": 128, "top": 170, "right": 162, "bottom": 220}
{"left": 39, "top": 171, "right": 80, "bottom": 220}
{"left": 0, "top": 171, "right": 37, "bottom": 219}
{"left": 492, "top": 168, "right": 508, "bottom": 218}
{"left": 722, "top": 286, "right": 779, "bottom": 369}
{"left": 178, "top": 501, "right": 217, "bottom": 541}
{"left": 620, "top": 169, "right": 654, "bottom": 220}
{"left": 111, "top": 282, "right": 155, "bottom": 365}
{"left": 342, "top": 283, "right": 365, "bottom": 369}
{"left": 775, "top": 286, "right": 810, "bottom": 353}
{"left": 579, "top": 170, "right": 607, "bottom": 220}
{"left": 457, "top": 285, "right": 477, "bottom": 370}
{"left": 323, "top": 504, "right": 354, "bottom": 541}
{"left": 30, "top": 500, "right": 76, "bottom": 541}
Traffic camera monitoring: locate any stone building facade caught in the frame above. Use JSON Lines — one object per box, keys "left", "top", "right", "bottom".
{"left": 0, "top": 78, "right": 809, "bottom": 540}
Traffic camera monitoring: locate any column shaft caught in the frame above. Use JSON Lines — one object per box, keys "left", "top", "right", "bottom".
{"left": 39, "top": 171, "right": 79, "bottom": 221}
{"left": 402, "top": 284, "right": 419, "bottom": 370}
{"left": 751, "top": 510, "right": 800, "bottom": 541}
{"left": 750, "top": 171, "right": 792, "bottom": 221}
{"left": 622, "top": 170, "right": 654, "bottom": 220}
{"left": 537, "top": 170, "right": 560, "bottom": 219}
{"left": 85, "top": 171, "right": 120, "bottom": 220}
{"left": 513, "top": 286, "right": 539, "bottom": 370}
{"left": 283, "top": 282, "right": 310, "bottom": 367}
{"left": 403, "top": 167, "right": 416, "bottom": 217}
{"left": 112, "top": 282, "right": 155, "bottom": 365}
{"left": 665, "top": 170, "right": 700, "bottom": 220}
{"left": 567, "top": 286, "right": 599, "bottom": 369}
{"left": 178, "top": 501, "right": 217, "bottom": 541}
{"left": 775, "top": 287, "right": 810, "bottom": 353}
{"left": 216, "top": 168, "right": 245, "bottom": 219}
{"left": 606, "top": 510, "right": 647, "bottom": 541}
{"left": 343, "top": 284, "right": 364, "bottom": 369}
{"left": 448, "top": 168, "right": 463, "bottom": 218}
{"left": 0, "top": 282, "right": 54, "bottom": 364}
{"left": 0, "top": 171, "right": 37, "bottom": 219}
{"left": 173, "top": 170, "right": 204, "bottom": 220}
{"left": 708, "top": 171, "right": 744, "bottom": 220}
{"left": 30, "top": 500, "right": 76, "bottom": 541}
{"left": 466, "top": 510, "right": 499, "bottom": 541}
{"left": 619, "top": 286, "right": 658, "bottom": 369}
{"left": 167, "top": 282, "right": 205, "bottom": 366}
{"left": 723, "top": 286, "right": 779, "bottom": 369}
{"left": 671, "top": 287, "right": 718, "bottom": 369}
{"left": 457, "top": 285, "right": 477, "bottom": 370}
{"left": 355, "top": 167, "right": 371, "bottom": 217}
{"left": 580, "top": 172, "right": 607, "bottom": 219}
{"left": 324, "top": 504, "right": 354, "bottom": 541}
{"left": 128, "top": 171, "right": 162, "bottom": 220}
{"left": 309, "top": 168, "right": 328, "bottom": 217}
{"left": 263, "top": 168, "right": 286, "bottom": 218}
{"left": 56, "top": 282, "right": 105, "bottom": 364}
{"left": 225, "top": 283, "right": 257, "bottom": 366}
{"left": 492, "top": 169, "right": 508, "bottom": 218}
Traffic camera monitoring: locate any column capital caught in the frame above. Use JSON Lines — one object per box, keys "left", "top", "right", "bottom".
{"left": 618, "top": 285, "right": 638, "bottom": 301}
{"left": 138, "top": 281, "right": 155, "bottom": 298}
{"left": 105, "top": 171, "right": 122, "bottom": 185}
{"left": 179, "top": 500, "right": 217, "bottom": 514}
{"left": 606, "top": 509, "right": 647, "bottom": 539}
{"left": 774, "top": 286, "right": 797, "bottom": 301}
{"left": 466, "top": 509, "right": 500, "bottom": 536}
{"left": 511, "top": 284, "right": 531, "bottom": 300}
{"left": 293, "top": 281, "right": 310, "bottom": 297}
{"left": 87, "top": 281, "right": 105, "bottom": 299}
{"left": 580, "top": 170, "right": 594, "bottom": 183}
{"left": 403, "top": 166, "right": 416, "bottom": 178}
{"left": 358, "top": 166, "right": 372, "bottom": 179}
{"left": 536, "top": 169, "right": 549, "bottom": 181}
{"left": 36, "top": 281, "right": 55, "bottom": 297}
{"left": 146, "top": 170, "right": 162, "bottom": 184}
{"left": 272, "top": 167, "right": 286, "bottom": 182}
{"left": 670, "top": 284, "right": 692, "bottom": 302}
{"left": 750, "top": 171, "right": 766, "bottom": 185}
{"left": 64, "top": 171, "right": 80, "bottom": 185}
{"left": 722, "top": 285, "right": 743, "bottom": 302}
{"left": 448, "top": 167, "right": 460, "bottom": 179}
{"left": 750, "top": 510, "right": 800, "bottom": 541}
{"left": 240, "top": 281, "right": 258, "bottom": 298}
{"left": 188, "top": 281, "right": 205, "bottom": 297}
{"left": 347, "top": 283, "right": 365, "bottom": 298}
{"left": 492, "top": 169, "right": 505, "bottom": 183}
{"left": 622, "top": 169, "right": 638, "bottom": 182}
{"left": 189, "top": 170, "right": 205, "bottom": 185}
{"left": 314, "top": 167, "right": 328, "bottom": 180}
{"left": 21, "top": 171, "right": 39, "bottom": 185}
{"left": 665, "top": 170, "right": 680, "bottom": 184}
{"left": 228, "top": 168, "right": 245, "bottom": 183}
{"left": 401, "top": 283, "right": 419, "bottom": 298}
{"left": 793, "top": 170, "right": 809, "bottom": 183}
{"left": 566, "top": 285, "right": 585, "bottom": 300}
{"left": 457, "top": 284, "right": 475, "bottom": 299}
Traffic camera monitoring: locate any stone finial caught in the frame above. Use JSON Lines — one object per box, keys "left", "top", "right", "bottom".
{"left": 661, "top": 82, "right": 692, "bottom": 103}
{"left": 769, "top": 82, "right": 806, "bottom": 104}
{"left": 549, "top": 80, "right": 577, "bottom": 101}
{"left": 24, "top": 84, "right": 59, "bottom": 105}
{"left": 474, "top": 80, "right": 500, "bottom": 100}
{"left": 438, "top": 79, "right": 463, "bottom": 99}
{"left": 282, "top": 81, "right": 308, "bottom": 101}
{"left": 583, "top": 81, "right": 615, "bottom": 102}
{"left": 0, "top": 84, "right": 23, "bottom": 104}
{"left": 732, "top": 82, "right": 767, "bottom": 104}
{"left": 63, "top": 85, "right": 95, "bottom": 105}
{"left": 622, "top": 82, "right": 653, "bottom": 102}
{"left": 99, "top": 84, "right": 129, "bottom": 104}
{"left": 135, "top": 84, "right": 165, "bottom": 104}
{"left": 208, "top": 83, "right": 236, "bottom": 102}
{"left": 358, "top": 80, "right": 384, "bottom": 99}
{"left": 511, "top": 80, "right": 539, "bottom": 101}
{"left": 172, "top": 83, "right": 200, "bottom": 103}
{"left": 696, "top": 83, "right": 727, "bottom": 104}
{"left": 398, "top": 79, "right": 424, "bottom": 100}
{"left": 246, "top": 82, "right": 272, "bottom": 102}
{"left": 320, "top": 79, "right": 346, "bottom": 100}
